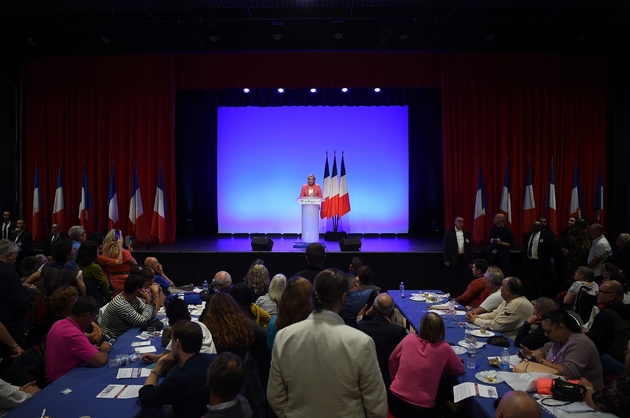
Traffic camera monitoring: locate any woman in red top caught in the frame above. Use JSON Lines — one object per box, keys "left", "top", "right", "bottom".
{"left": 101, "top": 229, "right": 137, "bottom": 296}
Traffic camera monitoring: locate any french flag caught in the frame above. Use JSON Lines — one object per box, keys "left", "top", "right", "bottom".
{"left": 32, "top": 163, "right": 43, "bottom": 241}
{"left": 78, "top": 164, "right": 94, "bottom": 228}
{"left": 321, "top": 153, "right": 331, "bottom": 219}
{"left": 499, "top": 160, "right": 512, "bottom": 225}
{"left": 150, "top": 164, "right": 167, "bottom": 244}
{"left": 569, "top": 162, "right": 583, "bottom": 219}
{"left": 328, "top": 152, "right": 339, "bottom": 219}
{"left": 52, "top": 164, "right": 65, "bottom": 225}
{"left": 472, "top": 161, "right": 488, "bottom": 244}
{"left": 594, "top": 162, "right": 603, "bottom": 221}
{"left": 129, "top": 164, "right": 146, "bottom": 242}
{"left": 107, "top": 163, "right": 119, "bottom": 230}
{"left": 545, "top": 160, "right": 557, "bottom": 235}
{"left": 338, "top": 152, "right": 351, "bottom": 218}
{"left": 522, "top": 162, "right": 536, "bottom": 229}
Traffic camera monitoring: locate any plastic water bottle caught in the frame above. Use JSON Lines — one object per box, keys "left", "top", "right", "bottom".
{"left": 108, "top": 354, "right": 139, "bottom": 368}
{"left": 500, "top": 348, "right": 510, "bottom": 371}
{"left": 202, "top": 280, "right": 209, "bottom": 291}
{"left": 399, "top": 282, "right": 405, "bottom": 298}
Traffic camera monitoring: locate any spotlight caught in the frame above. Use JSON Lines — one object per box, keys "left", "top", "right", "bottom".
{"left": 243, "top": 88, "right": 250, "bottom": 93}
{"left": 333, "top": 32, "right": 344, "bottom": 40}
{"left": 28, "top": 37, "right": 37, "bottom": 47}
{"left": 341, "top": 88, "right": 348, "bottom": 93}
{"left": 310, "top": 88, "right": 317, "bottom": 93}
{"left": 208, "top": 35, "right": 219, "bottom": 43}
{"left": 484, "top": 34, "right": 494, "bottom": 41}
{"left": 277, "top": 88, "right": 284, "bottom": 93}
{"left": 374, "top": 88, "right": 381, "bottom": 93}
{"left": 272, "top": 33, "right": 284, "bottom": 41}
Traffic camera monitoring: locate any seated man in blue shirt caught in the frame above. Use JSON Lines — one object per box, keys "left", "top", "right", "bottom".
{"left": 139, "top": 321, "right": 216, "bottom": 418}
{"left": 144, "top": 257, "right": 174, "bottom": 294}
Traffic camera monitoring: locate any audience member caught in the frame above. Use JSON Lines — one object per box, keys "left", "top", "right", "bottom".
{"left": 586, "top": 280, "right": 630, "bottom": 366}
{"left": 519, "top": 310, "right": 604, "bottom": 389}
{"left": 0, "top": 240, "right": 38, "bottom": 378}
{"left": 88, "top": 232, "right": 123, "bottom": 268}
{"left": 357, "top": 293, "right": 406, "bottom": 393}
{"left": 101, "top": 229, "right": 137, "bottom": 295}
{"left": 25, "top": 238, "right": 86, "bottom": 296}
{"left": 348, "top": 256, "right": 363, "bottom": 276}
{"left": 143, "top": 256, "right": 174, "bottom": 292}
{"left": 245, "top": 264, "right": 270, "bottom": 299}
{"left": 487, "top": 213, "right": 516, "bottom": 276}
{"left": 213, "top": 271, "right": 233, "bottom": 294}
{"left": 202, "top": 293, "right": 255, "bottom": 355}
{"left": 514, "top": 297, "right": 557, "bottom": 351}
{"left": 77, "top": 240, "right": 111, "bottom": 296}
{"left": 204, "top": 352, "right": 253, "bottom": 418}
{"left": 255, "top": 274, "right": 286, "bottom": 316}
{"left": 442, "top": 216, "right": 473, "bottom": 296}
{"left": 562, "top": 225, "right": 591, "bottom": 288}
{"left": 67, "top": 225, "right": 87, "bottom": 268}
{"left": 344, "top": 265, "right": 380, "bottom": 325}
{"left": 12, "top": 220, "right": 32, "bottom": 264}
{"left": 522, "top": 221, "right": 556, "bottom": 298}
{"left": 45, "top": 296, "right": 111, "bottom": 382}
{"left": 587, "top": 223, "right": 611, "bottom": 282}
{"left": 139, "top": 321, "right": 217, "bottom": 418}
{"left": 43, "top": 222, "right": 65, "bottom": 258}
{"left": 231, "top": 283, "right": 271, "bottom": 328}
{"left": 99, "top": 273, "right": 156, "bottom": 338}
{"left": 20, "top": 255, "right": 46, "bottom": 304}
{"left": 580, "top": 339, "right": 630, "bottom": 417}
{"left": 563, "top": 266, "right": 598, "bottom": 311}
{"left": 389, "top": 312, "right": 464, "bottom": 417}
{"left": 268, "top": 268, "right": 387, "bottom": 418}
{"left": 267, "top": 277, "right": 313, "bottom": 350}
{"left": 494, "top": 390, "right": 541, "bottom": 418}
{"left": 1, "top": 212, "right": 15, "bottom": 241}
{"left": 131, "top": 265, "right": 165, "bottom": 311}
{"left": 466, "top": 277, "right": 533, "bottom": 339}
{"left": 601, "top": 262, "right": 620, "bottom": 282}
{"left": 0, "top": 369, "right": 40, "bottom": 417}
{"left": 606, "top": 233, "right": 630, "bottom": 274}
{"left": 468, "top": 267, "right": 504, "bottom": 315}
{"left": 455, "top": 259, "right": 489, "bottom": 309}
{"left": 293, "top": 243, "right": 325, "bottom": 283}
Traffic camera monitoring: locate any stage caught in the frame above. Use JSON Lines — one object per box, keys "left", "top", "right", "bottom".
{"left": 129, "top": 235, "right": 525, "bottom": 291}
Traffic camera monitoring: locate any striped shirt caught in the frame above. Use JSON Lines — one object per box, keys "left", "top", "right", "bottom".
{"left": 100, "top": 294, "right": 155, "bottom": 338}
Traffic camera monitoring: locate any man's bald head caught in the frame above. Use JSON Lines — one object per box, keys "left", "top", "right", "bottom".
{"left": 214, "top": 271, "right": 232, "bottom": 290}
{"left": 144, "top": 257, "right": 158, "bottom": 269}
{"left": 495, "top": 390, "right": 541, "bottom": 418}
{"left": 373, "top": 293, "right": 395, "bottom": 317}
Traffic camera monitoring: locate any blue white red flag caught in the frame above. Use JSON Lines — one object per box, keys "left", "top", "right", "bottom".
{"left": 129, "top": 164, "right": 146, "bottom": 242}
{"left": 78, "top": 164, "right": 94, "bottom": 227}
{"left": 545, "top": 160, "right": 558, "bottom": 235}
{"left": 151, "top": 164, "right": 167, "bottom": 243}
{"left": 32, "top": 163, "right": 43, "bottom": 241}
{"left": 569, "top": 162, "right": 583, "bottom": 218}
{"left": 338, "top": 153, "right": 351, "bottom": 218}
{"left": 321, "top": 153, "right": 331, "bottom": 219}
{"left": 52, "top": 164, "right": 65, "bottom": 225}
{"left": 328, "top": 152, "right": 339, "bottom": 219}
{"left": 522, "top": 162, "right": 536, "bottom": 228}
{"left": 499, "top": 161, "right": 512, "bottom": 225}
{"left": 107, "top": 163, "right": 119, "bottom": 230}
{"left": 472, "top": 161, "right": 488, "bottom": 244}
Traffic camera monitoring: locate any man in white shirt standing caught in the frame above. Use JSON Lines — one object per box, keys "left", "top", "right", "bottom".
{"left": 442, "top": 216, "right": 473, "bottom": 296}
{"left": 587, "top": 223, "right": 610, "bottom": 282}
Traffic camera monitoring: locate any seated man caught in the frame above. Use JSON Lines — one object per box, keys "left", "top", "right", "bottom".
{"left": 495, "top": 390, "right": 541, "bottom": 418}
{"left": 144, "top": 257, "right": 174, "bottom": 293}
{"left": 343, "top": 265, "right": 380, "bottom": 325}
{"left": 140, "top": 298, "right": 216, "bottom": 365}
{"left": 45, "top": 296, "right": 111, "bottom": 382}
{"left": 466, "top": 277, "right": 533, "bottom": 339}
{"left": 455, "top": 259, "right": 489, "bottom": 309}
{"left": 204, "top": 352, "right": 253, "bottom": 418}
{"left": 469, "top": 268, "right": 504, "bottom": 315}
{"left": 0, "top": 374, "right": 40, "bottom": 416}
{"left": 139, "top": 321, "right": 217, "bottom": 418}
{"left": 99, "top": 273, "right": 156, "bottom": 338}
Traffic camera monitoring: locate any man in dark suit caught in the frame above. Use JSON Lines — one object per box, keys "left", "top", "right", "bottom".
{"left": 13, "top": 219, "right": 32, "bottom": 264}
{"left": 43, "top": 222, "right": 66, "bottom": 257}
{"left": 522, "top": 221, "right": 556, "bottom": 299}
{"left": 1, "top": 211, "right": 15, "bottom": 240}
{"left": 293, "top": 242, "right": 325, "bottom": 283}
{"left": 442, "top": 216, "right": 473, "bottom": 295}
{"left": 357, "top": 293, "right": 406, "bottom": 393}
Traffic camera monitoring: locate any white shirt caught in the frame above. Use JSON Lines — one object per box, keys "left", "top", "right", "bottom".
{"left": 166, "top": 321, "right": 216, "bottom": 354}
{"left": 527, "top": 231, "right": 541, "bottom": 259}
{"left": 588, "top": 235, "right": 611, "bottom": 276}
{"left": 455, "top": 228, "right": 465, "bottom": 254}
{"left": 480, "top": 289, "right": 503, "bottom": 313}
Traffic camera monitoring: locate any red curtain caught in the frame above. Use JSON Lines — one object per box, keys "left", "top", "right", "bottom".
{"left": 24, "top": 55, "right": 176, "bottom": 243}
{"left": 441, "top": 52, "right": 607, "bottom": 243}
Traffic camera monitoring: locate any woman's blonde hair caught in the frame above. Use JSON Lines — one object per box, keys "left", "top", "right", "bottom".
{"left": 102, "top": 229, "right": 120, "bottom": 258}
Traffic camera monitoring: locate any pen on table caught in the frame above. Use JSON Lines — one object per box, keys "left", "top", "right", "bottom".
{"left": 40, "top": 408, "right": 46, "bottom": 418}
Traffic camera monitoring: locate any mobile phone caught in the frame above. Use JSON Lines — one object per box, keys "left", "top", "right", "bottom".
{"left": 99, "top": 333, "right": 116, "bottom": 346}
{"left": 115, "top": 230, "right": 120, "bottom": 241}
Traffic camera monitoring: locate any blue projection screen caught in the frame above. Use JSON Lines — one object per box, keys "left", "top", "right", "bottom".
{"left": 217, "top": 106, "right": 408, "bottom": 234}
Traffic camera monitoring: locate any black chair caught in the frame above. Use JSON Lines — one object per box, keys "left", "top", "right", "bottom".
{"left": 575, "top": 286, "right": 598, "bottom": 323}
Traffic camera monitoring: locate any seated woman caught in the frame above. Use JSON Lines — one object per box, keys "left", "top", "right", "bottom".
{"left": 519, "top": 309, "right": 604, "bottom": 389}
{"left": 267, "top": 277, "right": 313, "bottom": 351}
{"left": 563, "top": 266, "right": 598, "bottom": 311}
{"left": 245, "top": 264, "right": 270, "bottom": 300}
{"left": 388, "top": 312, "right": 464, "bottom": 417}
{"left": 202, "top": 293, "right": 258, "bottom": 356}
{"left": 76, "top": 241, "right": 112, "bottom": 303}
{"left": 25, "top": 238, "right": 86, "bottom": 297}
{"left": 231, "top": 283, "right": 271, "bottom": 328}
{"left": 255, "top": 274, "right": 286, "bottom": 316}
{"left": 514, "top": 297, "right": 557, "bottom": 351}
{"left": 129, "top": 265, "right": 165, "bottom": 312}
{"left": 580, "top": 339, "right": 630, "bottom": 417}
{"left": 100, "top": 229, "right": 136, "bottom": 296}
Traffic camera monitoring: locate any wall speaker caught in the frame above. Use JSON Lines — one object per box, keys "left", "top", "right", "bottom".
{"left": 251, "top": 237, "right": 274, "bottom": 251}
{"left": 339, "top": 238, "right": 362, "bottom": 251}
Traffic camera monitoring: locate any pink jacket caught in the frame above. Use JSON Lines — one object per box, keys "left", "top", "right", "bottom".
{"left": 299, "top": 184, "right": 322, "bottom": 197}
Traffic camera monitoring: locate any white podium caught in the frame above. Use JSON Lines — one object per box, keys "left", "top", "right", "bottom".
{"left": 296, "top": 197, "right": 322, "bottom": 244}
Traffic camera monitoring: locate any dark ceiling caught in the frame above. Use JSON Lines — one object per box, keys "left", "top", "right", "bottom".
{"left": 1, "top": 0, "right": 629, "bottom": 57}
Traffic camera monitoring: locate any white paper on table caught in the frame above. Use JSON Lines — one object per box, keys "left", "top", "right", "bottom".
{"left": 453, "top": 382, "right": 499, "bottom": 403}
{"left": 116, "top": 368, "right": 152, "bottom": 379}
{"left": 134, "top": 346, "right": 157, "bottom": 354}
{"left": 500, "top": 372, "right": 558, "bottom": 392}
{"left": 537, "top": 398, "right": 616, "bottom": 418}
{"left": 96, "top": 384, "right": 143, "bottom": 399}
{"left": 487, "top": 355, "right": 522, "bottom": 367}
{"left": 135, "top": 334, "right": 149, "bottom": 340}
{"left": 131, "top": 341, "right": 151, "bottom": 347}
{"left": 432, "top": 310, "right": 467, "bottom": 316}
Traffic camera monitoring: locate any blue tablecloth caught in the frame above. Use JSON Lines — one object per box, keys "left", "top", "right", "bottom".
{"left": 391, "top": 290, "right": 553, "bottom": 418}
{"left": 6, "top": 327, "right": 165, "bottom": 418}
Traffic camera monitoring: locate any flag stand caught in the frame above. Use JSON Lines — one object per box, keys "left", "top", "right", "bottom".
{"left": 324, "top": 216, "right": 347, "bottom": 241}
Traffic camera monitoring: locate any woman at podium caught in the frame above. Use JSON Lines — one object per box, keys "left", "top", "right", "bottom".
{"left": 299, "top": 174, "right": 322, "bottom": 197}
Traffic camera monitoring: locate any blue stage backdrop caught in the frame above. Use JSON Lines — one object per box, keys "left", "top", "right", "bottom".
{"left": 217, "top": 106, "right": 409, "bottom": 234}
